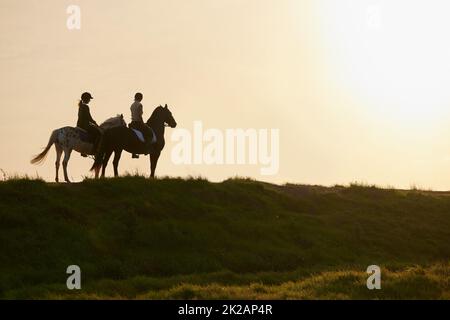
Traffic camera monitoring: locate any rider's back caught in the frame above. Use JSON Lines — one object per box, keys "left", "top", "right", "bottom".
{"left": 77, "top": 103, "right": 95, "bottom": 129}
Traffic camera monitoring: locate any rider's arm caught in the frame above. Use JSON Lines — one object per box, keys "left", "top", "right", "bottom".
{"left": 138, "top": 103, "right": 143, "bottom": 119}
{"left": 86, "top": 106, "right": 98, "bottom": 126}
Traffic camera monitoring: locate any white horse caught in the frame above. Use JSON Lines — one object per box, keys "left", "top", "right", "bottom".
{"left": 31, "top": 115, "right": 126, "bottom": 182}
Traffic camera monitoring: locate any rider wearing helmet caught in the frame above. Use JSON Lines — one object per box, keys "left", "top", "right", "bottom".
{"left": 129, "top": 92, "right": 153, "bottom": 158}
{"left": 77, "top": 92, "right": 102, "bottom": 154}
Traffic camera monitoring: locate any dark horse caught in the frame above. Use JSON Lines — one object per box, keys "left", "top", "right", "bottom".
{"left": 90, "top": 104, "right": 177, "bottom": 178}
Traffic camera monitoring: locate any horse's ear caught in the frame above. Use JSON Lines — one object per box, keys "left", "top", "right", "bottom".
{"left": 164, "top": 104, "right": 168, "bottom": 109}
{"left": 121, "top": 114, "right": 123, "bottom": 118}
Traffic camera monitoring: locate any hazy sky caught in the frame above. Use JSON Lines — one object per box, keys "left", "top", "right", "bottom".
{"left": 1, "top": 0, "right": 450, "bottom": 189}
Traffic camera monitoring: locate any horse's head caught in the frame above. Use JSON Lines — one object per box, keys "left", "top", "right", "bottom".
{"left": 147, "top": 104, "right": 177, "bottom": 128}
{"left": 163, "top": 104, "right": 177, "bottom": 128}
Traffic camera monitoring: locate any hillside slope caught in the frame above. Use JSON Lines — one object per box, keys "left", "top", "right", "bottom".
{"left": 0, "top": 177, "right": 449, "bottom": 299}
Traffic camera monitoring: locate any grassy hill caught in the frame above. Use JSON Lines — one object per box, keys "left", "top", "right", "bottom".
{"left": 0, "top": 177, "right": 449, "bottom": 299}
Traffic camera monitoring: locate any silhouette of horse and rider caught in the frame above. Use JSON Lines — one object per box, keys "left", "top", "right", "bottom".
{"left": 31, "top": 92, "right": 177, "bottom": 182}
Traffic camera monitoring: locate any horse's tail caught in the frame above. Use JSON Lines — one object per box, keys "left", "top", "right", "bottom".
{"left": 31, "top": 130, "right": 58, "bottom": 165}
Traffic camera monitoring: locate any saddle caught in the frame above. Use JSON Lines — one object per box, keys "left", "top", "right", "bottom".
{"left": 131, "top": 128, "right": 157, "bottom": 144}
{"left": 131, "top": 129, "right": 145, "bottom": 143}
{"left": 75, "top": 127, "right": 93, "bottom": 143}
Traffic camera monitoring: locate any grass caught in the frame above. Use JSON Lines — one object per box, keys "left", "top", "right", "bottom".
{"left": 0, "top": 177, "right": 449, "bottom": 299}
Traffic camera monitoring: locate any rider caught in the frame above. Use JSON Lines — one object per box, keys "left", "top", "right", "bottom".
{"left": 129, "top": 92, "right": 153, "bottom": 158}
{"left": 77, "top": 92, "right": 102, "bottom": 156}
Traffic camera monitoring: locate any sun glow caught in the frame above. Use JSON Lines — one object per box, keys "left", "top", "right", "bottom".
{"left": 314, "top": 0, "right": 450, "bottom": 128}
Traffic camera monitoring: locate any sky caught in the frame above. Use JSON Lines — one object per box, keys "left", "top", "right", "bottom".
{"left": 1, "top": 0, "right": 450, "bottom": 190}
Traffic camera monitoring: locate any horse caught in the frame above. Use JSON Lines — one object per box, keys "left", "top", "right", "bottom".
{"left": 31, "top": 115, "right": 127, "bottom": 182}
{"left": 90, "top": 104, "right": 177, "bottom": 178}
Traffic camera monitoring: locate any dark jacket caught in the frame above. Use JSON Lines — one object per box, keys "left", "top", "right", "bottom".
{"left": 77, "top": 103, "right": 97, "bottom": 129}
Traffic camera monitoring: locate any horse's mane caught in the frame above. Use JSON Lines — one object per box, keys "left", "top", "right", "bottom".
{"left": 101, "top": 114, "right": 123, "bottom": 126}
{"left": 148, "top": 106, "right": 163, "bottom": 124}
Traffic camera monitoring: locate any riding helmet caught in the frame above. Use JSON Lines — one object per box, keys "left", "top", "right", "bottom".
{"left": 81, "top": 92, "right": 94, "bottom": 102}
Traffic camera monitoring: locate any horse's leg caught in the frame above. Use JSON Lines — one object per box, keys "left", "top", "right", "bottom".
{"left": 101, "top": 150, "right": 113, "bottom": 178}
{"left": 62, "top": 148, "right": 72, "bottom": 183}
{"left": 55, "top": 144, "right": 63, "bottom": 183}
{"left": 150, "top": 150, "right": 161, "bottom": 178}
{"left": 93, "top": 152, "right": 100, "bottom": 179}
{"left": 112, "top": 149, "right": 123, "bottom": 178}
